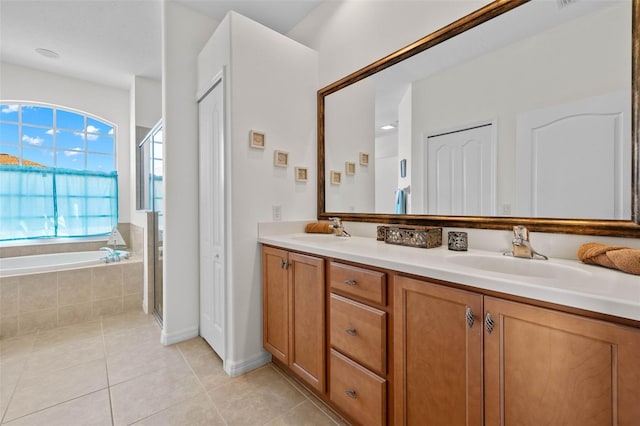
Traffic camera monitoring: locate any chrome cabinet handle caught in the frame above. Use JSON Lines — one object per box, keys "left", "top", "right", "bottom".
{"left": 345, "top": 389, "right": 357, "bottom": 399}
{"left": 344, "top": 279, "right": 357, "bottom": 286}
{"left": 280, "top": 259, "right": 289, "bottom": 269}
{"left": 345, "top": 328, "right": 357, "bottom": 336}
{"left": 465, "top": 307, "right": 475, "bottom": 328}
{"left": 485, "top": 312, "right": 495, "bottom": 334}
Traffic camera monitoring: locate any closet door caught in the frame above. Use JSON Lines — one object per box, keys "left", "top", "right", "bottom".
{"left": 424, "top": 123, "right": 495, "bottom": 216}
{"left": 198, "top": 78, "right": 226, "bottom": 358}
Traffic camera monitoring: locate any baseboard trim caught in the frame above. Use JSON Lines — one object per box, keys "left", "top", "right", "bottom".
{"left": 224, "top": 350, "right": 272, "bottom": 377}
{"left": 160, "top": 326, "right": 199, "bottom": 346}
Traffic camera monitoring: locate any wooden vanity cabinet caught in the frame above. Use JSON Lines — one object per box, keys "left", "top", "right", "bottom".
{"left": 262, "top": 246, "right": 325, "bottom": 392}
{"left": 328, "top": 261, "right": 390, "bottom": 426}
{"left": 395, "top": 275, "right": 640, "bottom": 426}
{"left": 263, "top": 245, "right": 640, "bottom": 425}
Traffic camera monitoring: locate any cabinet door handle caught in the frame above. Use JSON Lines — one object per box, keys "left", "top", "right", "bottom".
{"left": 344, "top": 279, "right": 357, "bottom": 286}
{"left": 345, "top": 328, "right": 357, "bottom": 336}
{"left": 345, "top": 389, "right": 357, "bottom": 399}
{"left": 485, "top": 312, "right": 495, "bottom": 334}
{"left": 280, "top": 259, "right": 289, "bottom": 269}
{"left": 465, "top": 307, "right": 475, "bottom": 328}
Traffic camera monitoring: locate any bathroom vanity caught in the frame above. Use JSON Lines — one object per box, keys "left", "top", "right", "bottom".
{"left": 259, "top": 233, "right": 640, "bottom": 426}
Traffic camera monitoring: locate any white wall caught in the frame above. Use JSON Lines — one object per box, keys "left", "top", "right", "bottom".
{"left": 198, "top": 11, "right": 318, "bottom": 373}
{"left": 0, "top": 62, "right": 132, "bottom": 223}
{"left": 398, "top": 87, "right": 413, "bottom": 212}
{"left": 134, "top": 77, "right": 162, "bottom": 129}
{"left": 374, "top": 131, "right": 398, "bottom": 214}
{"left": 325, "top": 77, "right": 375, "bottom": 212}
{"left": 288, "top": 0, "right": 490, "bottom": 87}
{"left": 129, "top": 76, "right": 162, "bottom": 227}
{"left": 160, "top": 1, "right": 216, "bottom": 344}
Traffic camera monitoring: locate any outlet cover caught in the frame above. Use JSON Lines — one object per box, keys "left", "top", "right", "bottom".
{"left": 272, "top": 205, "right": 282, "bottom": 221}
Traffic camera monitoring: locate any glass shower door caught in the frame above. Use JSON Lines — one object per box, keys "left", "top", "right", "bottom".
{"left": 137, "top": 121, "right": 164, "bottom": 322}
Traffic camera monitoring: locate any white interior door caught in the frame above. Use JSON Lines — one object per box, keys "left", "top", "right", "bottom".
{"left": 424, "top": 123, "right": 495, "bottom": 215}
{"left": 198, "top": 78, "right": 225, "bottom": 358}
{"left": 516, "top": 91, "right": 630, "bottom": 219}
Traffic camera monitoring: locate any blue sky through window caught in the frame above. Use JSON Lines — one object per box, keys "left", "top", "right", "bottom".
{"left": 22, "top": 105, "right": 53, "bottom": 126}
{"left": 0, "top": 104, "right": 19, "bottom": 122}
{"left": 56, "top": 109, "right": 84, "bottom": 131}
{"left": 0, "top": 122, "right": 19, "bottom": 143}
{"left": 0, "top": 103, "right": 115, "bottom": 171}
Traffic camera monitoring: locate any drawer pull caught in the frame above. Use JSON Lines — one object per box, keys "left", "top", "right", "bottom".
{"left": 345, "top": 328, "right": 357, "bottom": 336}
{"left": 344, "top": 279, "right": 357, "bottom": 286}
{"left": 345, "top": 389, "right": 357, "bottom": 399}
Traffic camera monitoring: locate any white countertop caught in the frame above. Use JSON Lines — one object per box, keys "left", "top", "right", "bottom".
{"left": 258, "top": 233, "right": 640, "bottom": 322}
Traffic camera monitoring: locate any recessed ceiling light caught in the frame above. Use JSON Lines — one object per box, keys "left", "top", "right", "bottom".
{"left": 380, "top": 124, "right": 396, "bottom": 130}
{"left": 35, "top": 48, "right": 59, "bottom": 59}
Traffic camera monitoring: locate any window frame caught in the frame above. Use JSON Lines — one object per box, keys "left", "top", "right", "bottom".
{"left": 0, "top": 101, "right": 117, "bottom": 172}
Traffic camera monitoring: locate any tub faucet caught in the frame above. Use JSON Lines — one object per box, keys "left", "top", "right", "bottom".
{"left": 329, "top": 217, "right": 350, "bottom": 237}
{"left": 100, "top": 247, "right": 120, "bottom": 263}
{"left": 503, "top": 225, "right": 548, "bottom": 260}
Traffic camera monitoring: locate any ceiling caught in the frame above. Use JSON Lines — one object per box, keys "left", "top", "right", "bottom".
{"left": 0, "top": 0, "right": 322, "bottom": 91}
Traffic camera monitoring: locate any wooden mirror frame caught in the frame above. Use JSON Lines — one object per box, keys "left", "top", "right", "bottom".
{"left": 317, "top": 0, "right": 640, "bottom": 237}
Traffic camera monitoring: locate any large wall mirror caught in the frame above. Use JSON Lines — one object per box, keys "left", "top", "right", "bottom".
{"left": 318, "top": 0, "right": 639, "bottom": 237}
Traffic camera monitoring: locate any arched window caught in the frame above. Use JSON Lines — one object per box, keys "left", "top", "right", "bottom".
{"left": 0, "top": 102, "right": 118, "bottom": 241}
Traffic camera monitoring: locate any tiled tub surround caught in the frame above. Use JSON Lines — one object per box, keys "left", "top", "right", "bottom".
{"left": 0, "top": 222, "right": 144, "bottom": 259}
{"left": 0, "top": 260, "right": 144, "bottom": 338}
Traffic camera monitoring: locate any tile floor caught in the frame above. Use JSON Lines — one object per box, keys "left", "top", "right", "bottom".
{"left": 0, "top": 311, "right": 343, "bottom": 425}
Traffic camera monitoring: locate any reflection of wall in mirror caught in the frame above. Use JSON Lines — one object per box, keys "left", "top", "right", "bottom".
{"left": 375, "top": 131, "right": 398, "bottom": 214}
{"left": 398, "top": 87, "right": 412, "bottom": 213}
{"left": 409, "top": 2, "right": 630, "bottom": 218}
{"left": 325, "top": 77, "right": 375, "bottom": 212}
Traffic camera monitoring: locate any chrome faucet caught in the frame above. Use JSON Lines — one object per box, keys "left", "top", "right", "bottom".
{"left": 100, "top": 246, "right": 121, "bottom": 263}
{"left": 329, "top": 217, "right": 350, "bottom": 237}
{"left": 503, "top": 225, "right": 547, "bottom": 260}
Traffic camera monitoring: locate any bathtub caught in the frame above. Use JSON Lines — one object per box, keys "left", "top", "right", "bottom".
{"left": 0, "top": 249, "right": 142, "bottom": 338}
{"left": 0, "top": 250, "right": 129, "bottom": 277}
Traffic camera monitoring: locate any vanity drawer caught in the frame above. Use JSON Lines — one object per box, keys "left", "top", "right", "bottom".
{"left": 330, "top": 293, "right": 386, "bottom": 375}
{"left": 330, "top": 349, "right": 386, "bottom": 426}
{"left": 329, "top": 261, "right": 386, "bottom": 305}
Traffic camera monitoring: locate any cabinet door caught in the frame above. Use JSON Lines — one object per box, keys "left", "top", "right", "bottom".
{"left": 289, "top": 252, "right": 326, "bottom": 392}
{"left": 262, "top": 246, "right": 289, "bottom": 364}
{"left": 394, "top": 276, "right": 483, "bottom": 426}
{"left": 484, "top": 297, "right": 640, "bottom": 426}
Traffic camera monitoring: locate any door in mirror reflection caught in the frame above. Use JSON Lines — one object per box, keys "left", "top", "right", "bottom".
{"left": 515, "top": 91, "right": 630, "bottom": 219}
{"left": 425, "top": 123, "right": 495, "bottom": 216}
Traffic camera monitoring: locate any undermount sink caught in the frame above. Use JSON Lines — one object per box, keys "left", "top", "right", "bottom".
{"left": 445, "top": 254, "right": 591, "bottom": 279}
{"left": 290, "top": 234, "right": 348, "bottom": 243}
